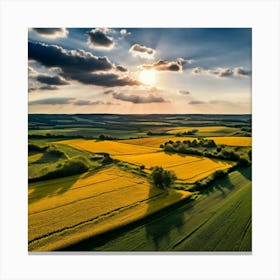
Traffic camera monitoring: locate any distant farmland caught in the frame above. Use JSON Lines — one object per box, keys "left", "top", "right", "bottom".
{"left": 28, "top": 114, "right": 252, "bottom": 252}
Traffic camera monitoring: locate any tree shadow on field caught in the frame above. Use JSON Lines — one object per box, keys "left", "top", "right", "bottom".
{"left": 143, "top": 187, "right": 192, "bottom": 251}
{"left": 28, "top": 174, "right": 80, "bottom": 204}
{"left": 58, "top": 176, "right": 193, "bottom": 252}
{"left": 33, "top": 152, "right": 61, "bottom": 164}
{"left": 200, "top": 174, "right": 235, "bottom": 197}
{"left": 238, "top": 167, "right": 252, "bottom": 181}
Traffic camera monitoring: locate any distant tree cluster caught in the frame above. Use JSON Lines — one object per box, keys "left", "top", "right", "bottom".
{"left": 147, "top": 131, "right": 171, "bottom": 136}
{"left": 98, "top": 134, "right": 118, "bottom": 140}
{"left": 161, "top": 139, "right": 250, "bottom": 165}
{"left": 175, "top": 129, "right": 198, "bottom": 136}
{"left": 161, "top": 139, "right": 216, "bottom": 151}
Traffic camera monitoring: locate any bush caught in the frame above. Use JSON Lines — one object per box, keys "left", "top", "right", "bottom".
{"left": 101, "top": 154, "right": 113, "bottom": 164}
{"left": 149, "top": 166, "right": 177, "bottom": 190}
{"left": 237, "top": 157, "right": 250, "bottom": 167}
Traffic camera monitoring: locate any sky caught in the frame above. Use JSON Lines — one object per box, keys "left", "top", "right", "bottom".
{"left": 28, "top": 28, "right": 252, "bottom": 114}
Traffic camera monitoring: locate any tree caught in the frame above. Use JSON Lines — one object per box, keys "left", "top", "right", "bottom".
{"left": 149, "top": 166, "right": 177, "bottom": 190}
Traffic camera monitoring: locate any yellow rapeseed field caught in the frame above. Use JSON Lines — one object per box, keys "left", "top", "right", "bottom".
{"left": 28, "top": 166, "right": 191, "bottom": 251}
{"left": 57, "top": 139, "right": 160, "bottom": 155}
{"left": 114, "top": 152, "right": 233, "bottom": 183}
{"left": 206, "top": 137, "right": 252, "bottom": 147}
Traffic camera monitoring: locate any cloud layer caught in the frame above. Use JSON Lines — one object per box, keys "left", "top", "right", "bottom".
{"left": 28, "top": 42, "right": 141, "bottom": 87}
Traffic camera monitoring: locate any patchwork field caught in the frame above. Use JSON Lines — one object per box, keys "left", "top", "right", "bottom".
{"left": 57, "top": 139, "right": 160, "bottom": 155}
{"left": 28, "top": 114, "right": 252, "bottom": 252}
{"left": 114, "top": 152, "right": 233, "bottom": 183}
{"left": 28, "top": 166, "right": 191, "bottom": 251}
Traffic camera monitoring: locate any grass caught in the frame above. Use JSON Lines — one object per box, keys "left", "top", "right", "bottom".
{"left": 77, "top": 167, "right": 251, "bottom": 251}
{"left": 56, "top": 139, "right": 160, "bottom": 155}
{"left": 114, "top": 152, "right": 233, "bottom": 183}
{"left": 28, "top": 166, "right": 191, "bottom": 251}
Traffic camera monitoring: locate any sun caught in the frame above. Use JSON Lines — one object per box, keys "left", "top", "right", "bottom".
{"left": 139, "top": 69, "right": 156, "bottom": 85}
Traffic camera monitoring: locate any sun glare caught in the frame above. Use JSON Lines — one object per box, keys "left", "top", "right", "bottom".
{"left": 139, "top": 70, "right": 156, "bottom": 85}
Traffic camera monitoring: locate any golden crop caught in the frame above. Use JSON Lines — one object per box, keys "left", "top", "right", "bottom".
{"left": 57, "top": 139, "right": 160, "bottom": 155}
{"left": 114, "top": 152, "right": 233, "bottom": 183}
{"left": 206, "top": 137, "right": 252, "bottom": 147}
{"left": 28, "top": 166, "right": 191, "bottom": 251}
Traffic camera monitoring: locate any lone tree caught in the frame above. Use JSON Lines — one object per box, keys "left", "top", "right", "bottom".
{"left": 150, "top": 166, "right": 177, "bottom": 190}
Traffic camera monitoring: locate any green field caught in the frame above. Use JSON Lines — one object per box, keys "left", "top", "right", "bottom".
{"left": 62, "top": 167, "right": 251, "bottom": 251}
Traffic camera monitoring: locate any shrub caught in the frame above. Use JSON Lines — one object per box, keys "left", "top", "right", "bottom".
{"left": 140, "top": 164, "right": 145, "bottom": 170}
{"left": 237, "top": 157, "right": 250, "bottom": 167}
{"left": 101, "top": 154, "right": 113, "bottom": 165}
{"left": 149, "top": 166, "right": 177, "bottom": 190}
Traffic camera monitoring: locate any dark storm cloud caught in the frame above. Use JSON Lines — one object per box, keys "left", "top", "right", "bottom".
{"left": 36, "top": 75, "right": 69, "bottom": 85}
{"left": 29, "top": 97, "right": 74, "bottom": 105}
{"left": 32, "top": 28, "right": 68, "bottom": 38}
{"left": 112, "top": 92, "right": 168, "bottom": 104}
{"left": 28, "top": 42, "right": 113, "bottom": 72}
{"left": 116, "top": 65, "right": 128, "bottom": 72}
{"left": 28, "top": 42, "right": 141, "bottom": 87}
{"left": 87, "top": 28, "right": 115, "bottom": 49}
{"left": 142, "top": 60, "right": 183, "bottom": 72}
{"left": 179, "top": 90, "right": 190, "bottom": 95}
